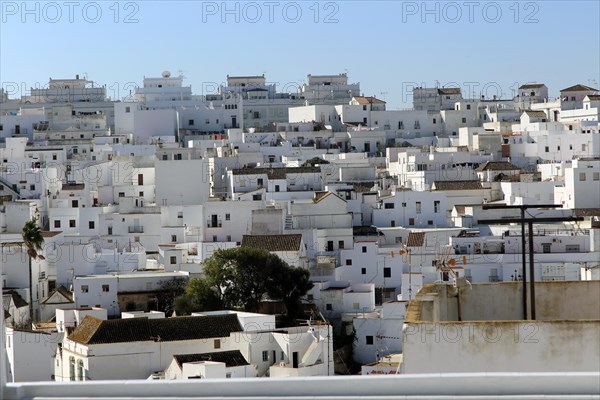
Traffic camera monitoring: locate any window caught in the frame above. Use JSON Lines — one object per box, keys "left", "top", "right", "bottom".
{"left": 432, "top": 118, "right": 436, "bottom": 124}
{"left": 69, "top": 357, "right": 76, "bottom": 381}
{"left": 54, "top": 220, "right": 61, "bottom": 228}
{"left": 69, "top": 220, "right": 76, "bottom": 228}
{"left": 428, "top": 220, "right": 433, "bottom": 225}
{"left": 593, "top": 172, "right": 599, "bottom": 181}
{"left": 81, "top": 285, "right": 89, "bottom": 293}
{"left": 366, "top": 336, "right": 374, "bottom": 345}
{"left": 30, "top": 184, "right": 35, "bottom": 191}
{"left": 102, "top": 285, "right": 109, "bottom": 292}
{"left": 257, "top": 178, "right": 264, "bottom": 187}
{"left": 353, "top": 302, "right": 360, "bottom": 310}
{"left": 363, "top": 105, "right": 367, "bottom": 111}
{"left": 88, "top": 221, "right": 95, "bottom": 229}
{"left": 361, "top": 267, "right": 366, "bottom": 275}
{"left": 281, "top": 351, "right": 285, "bottom": 361}
{"left": 391, "top": 220, "right": 395, "bottom": 227}
{"left": 170, "top": 256, "right": 177, "bottom": 264}
{"left": 125, "top": 106, "right": 130, "bottom": 113}
{"left": 205, "top": 119, "right": 210, "bottom": 124}
{"left": 326, "top": 304, "right": 332, "bottom": 311}
{"left": 118, "top": 192, "right": 125, "bottom": 197}
{"left": 346, "top": 259, "right": 352, "bottom": 266}
{"left": 262, "top": 351, "right": 269, "bottom": 362}
{"left": 579, "top": 172, "right": 586, "bottom": 181}
{"left": 72, "top": 200, "right": 78, "bottom": 208}
{"left": 384, "top": 203, "right": 394, "bottom": 209}
{"left": 384, "top": 267, "right": 391, "bottom": 278}
{"left": 565, "top": 245, "right": 580, "bottom": 253}
{"left": 466, "top": 104, "right": 471, "bottom": 110}
{"left": 225, "top": 213, "right": 230, "bottom": 221}
{"left": 77, "top": 360, "right": 84, "bottom": 381}
{"left": 416, "top": 201, "right": 422, "bottom": 214}
{"left": 139, "top": 191, "right": 144, "bottom": 197}
{"left": 177, "top": 211, "right": 183, "bottom": 218}
{"left": 171, "top": 235, "right": 177, "bottom": 242}
{"left": 462, "top": 118, "right": 467, "bottom": 123}
{"left": 188, "top": 119, "right": 194, "bottom": 126}
{"left": 362, "top": 246, "right": 367, "bottom": 253}
{"left": 402, "top": 202, "right": 407, "bottom": 207}
{"left": 214, "top": 339, "right": 221, "bottom": 349}
{"left": 545, "top": 146, "right": 549, "bottom": 153}
{"left": 409, "top": 218, "right": 415, "bottom": 225}
{"left": 434, "top": 200, "right": 440, "bottom": 213}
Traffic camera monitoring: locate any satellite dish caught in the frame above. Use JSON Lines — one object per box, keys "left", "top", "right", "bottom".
{"left": 162, "top": 70, "right": 171, "bottom": 78}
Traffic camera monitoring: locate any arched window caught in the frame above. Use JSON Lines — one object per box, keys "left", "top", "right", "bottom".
{"left": 69, "top": 357, "right": 76, "bottom": 381}
{"left": 77, "top": 360, "right": 85, "bottom": 381}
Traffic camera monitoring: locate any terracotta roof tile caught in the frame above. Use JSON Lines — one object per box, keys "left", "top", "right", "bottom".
{"left": 241, "top": 234, "right": 302, "bottom": 252}
{"left": 475, "top": 161, "right": 519, "bottom": 172}
{"left": 69, "top": 314, "right": 243, "bottom": 345}
{"left": 231, "top": 167, "right": 320, "bottom": 179}
{"left": 560, "top": 84, "right": 598, "bottom": 92}
{"left": 407, "top": 232, "right": 425, "bottom": 247}
{"left": 432, "top": 181, "right": 483, "bottom": 190}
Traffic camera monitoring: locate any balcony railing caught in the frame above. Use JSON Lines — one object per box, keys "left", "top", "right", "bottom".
{"left": 206, "top": 219, "right": 222, "bottom": 228}
{"left": 128, "top": 226, "right": 144, "bottom": 233}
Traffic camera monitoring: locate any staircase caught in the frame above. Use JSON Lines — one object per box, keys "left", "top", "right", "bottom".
{"left": 300, "top": 338, "right": 322, "bottom": 367}
{"left": 0, "top": 175, "right": 20, "bottom": 197}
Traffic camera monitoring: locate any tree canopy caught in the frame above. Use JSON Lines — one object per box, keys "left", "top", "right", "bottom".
{"left": 175, "top": 247, "right": 313, "bottom": 320}
{"left": 302, "top": 157, "right": 330, "bottom": 167}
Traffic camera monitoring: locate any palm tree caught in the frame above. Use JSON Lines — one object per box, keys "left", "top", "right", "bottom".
{"left": 22, "top": 219, "right": 45, "bottom": 322}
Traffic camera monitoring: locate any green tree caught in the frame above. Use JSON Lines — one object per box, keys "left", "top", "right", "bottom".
{"left": 22, "top": 219, "right": 45, "bottom": 322}
{"left": 178, "top": 247, "right": 313, "bottom": 318}
{"left": 302, "top": 157, "right": 330, "bottom": 167}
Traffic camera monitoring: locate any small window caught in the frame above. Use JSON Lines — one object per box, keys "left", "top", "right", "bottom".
{"left": 81, "top": 285, "right": 89, "bottom": 293}
{"left": 188, "top": 119, "right": 194, "bottom": 126}
{"left": 125, "top": 106, "right": 130, "bottom": 113}
{"left": 225, "top": 213, "right": 230, "bottom": 221}
{"left": 170, "top": 256, "right": 177, "bottom": 264}
{"left": 402, "top": 202, "right": 407, "bottom": 207}
{"left": 214, "top": 339, "right": 221, "bottom": 349}
{"left": 88, "top": 221, "right": 95, "bottom": 229}
{"left": 69, "top": 220, "right": 76, "bottom": 228}
{"left": 462, "top": 118, "right": 466, "bottom": 123}
{"left": 416, "top": 202, "right": 422, "bottom": 214}
{"left": 346, "top": 259, "right": 352, "bottom": 266}
{"left": 466, "top": 104, "right": 471, "bottom": 110}
{"left": 384, "top": 267, "right": 391, "bottom": 278}
{"left": 593, "top": 172, "right": 599, "bottom": 181}
{"left": 384, "top": 203, "right": 394, "bottom": 209}
{"left": 177, "top": 211, "right": 183, "bottom": 219}
{"left": 409, "top": 218, "right": 415, "bottom": 225}
{"left": 545, "top": 146, "right": 549, "bottom": 153}
{"left": 262, "top": 351, "right": 269, "bottom": 362}
{"left": 361, "top": 268, "right": 366, "bottom": 275}
{"left": 102, "top": 285, "right": 109, "bottom": 292}
{"left": 118, "top": 192, "right": 125, "bottom": 198}
{"left": 171, "top": 235, "right": 177, "bottom": 242}
{"left": 366, "top": 336, "right": 374, "bottom": 345}
{"left": 30, "top": 184, "right": 35, "bottom": 191}
{"left": 326, "top": 304, "right": 333, "bottom": 311}
{"left": 54, "top": 220, "right": 61, "bottom": 228}
{"left": 579, "top": 172, "right": 586, "bottom": 181}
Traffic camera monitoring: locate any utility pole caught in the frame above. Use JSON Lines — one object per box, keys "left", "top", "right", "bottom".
{"left": 479, "top": 209, "right": 582, "bottom": 320}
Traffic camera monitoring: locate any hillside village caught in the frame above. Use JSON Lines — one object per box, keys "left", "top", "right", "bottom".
{"left": 1, "top": 72, "right": 599, "bottom": 382}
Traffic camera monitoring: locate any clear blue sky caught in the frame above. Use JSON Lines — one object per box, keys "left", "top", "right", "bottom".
{"left": 1, "top": 1, "right": 599, "bottom": 108}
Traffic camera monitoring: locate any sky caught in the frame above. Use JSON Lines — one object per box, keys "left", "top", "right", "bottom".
{"left": 1, "top": 0, "right": 599, "bottom": 109}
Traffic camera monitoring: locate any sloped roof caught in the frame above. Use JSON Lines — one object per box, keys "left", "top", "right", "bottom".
{"left": 231, "top": 166, "right": 320, "bottom": 179}
{"left": 523, "top": 110, "right": 547, "bottom": 118}
{"left": 314, "top": 191, "right": 345, "bottom": 204}
{"left": 69, "top": 314, "right": 243, "bottom": 345}
{"left": 519, "top": 84, "right": 545, "bottom": 89}
{"left": 475, "top": 161, "right": 519, "bottom": 172}
{"left": 41, "top": 285, "right": 73, "bottom": 304}
{"left": 41, "top": 231, "right": 62, "bottom": 238}
{"left": 353, "top": 96, "right": 386, "bottom": 104}
{"left": 560, "top": 84, "right": 598, "bottom": 92}
{"left": 437, "top": 88, "right": 461, "bottom": 95}
{"left": 432, "top": 181, "right": 483, "bottom": 190}
{"left": 585, "top": 95, "right": 600, "bottom": 101}
{"left": 3, "top": 290, "right": 28, "bottom": 308}
{"left": 407, "top": 232, "right": 425, "bottom": 247}
{"left": 241, "top": 234, "right": 302, "bottom": 252}
{"left": 173, "top": 350, "right": 249, "bottom": 368}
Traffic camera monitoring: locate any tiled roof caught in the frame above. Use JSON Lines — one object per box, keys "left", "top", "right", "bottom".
{"left": 3, "top": 290, "right": 28, "bottom": 308}
{"left": 173, "top": 350, "right": 249, "bottom": 368}
{"left": 432, "top": 180, "right": 483, "bottom": 190}
{"left": 437, "top": 88, "right": 461, "bottom": 95}
{"left": 407, "top": 232, "right": 425, "bottom": 247}
{"left": 241, "top": 234, "right": 302, "bottom": 252}
{"left": 586, "top": 95, "right": 600, "bottom": 101}
{"left": 231, "top": 166, "right": 320, "bottom": 179}
{"left": 314, "top": 191, "right": 345, "bottom": 204}
{"left": 353, "top": 96, "right": 386, "bottom": 104}
{"left": 560, "top": 84, "right": 598, "bottom": 92}
{"left": 41, "top": 285, "right": 73, "bottom": 304}
{"left": 475, "top": 161, "right": 519, "bottom": 172}
{"left": 523, "top": 110, "right": 547, "bottom": 118}
{"left": 41, "top": 231, "right": 62, "bottom": 238}
{"left": 519, "top": 84, "right": 545, "bottom": 89}
{"left": 69, "top": 314, "right": 243, "bottom": 345}
{"left": 62, "top": 183, "right": 85, "bottom": 190}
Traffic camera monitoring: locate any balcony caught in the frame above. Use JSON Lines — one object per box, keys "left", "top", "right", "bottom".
{"left": 206, "top": 219, "right": 222, "bottom": 228}
{"left": 128, "top": 226, "right": 144, "bottom": 233}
